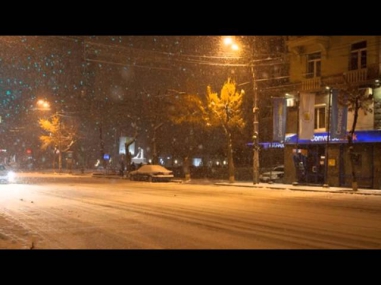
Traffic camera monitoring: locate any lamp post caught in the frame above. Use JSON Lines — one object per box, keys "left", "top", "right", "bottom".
{"left": 251, "top": 56, "right": 259, "bottom": 184}
{"left": 223, "top": 36, "right": 259, "bottom": 184}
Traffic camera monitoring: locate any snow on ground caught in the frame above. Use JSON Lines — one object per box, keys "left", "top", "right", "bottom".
{"left": 1, "top": 172, "right": 381, "bottom": 249}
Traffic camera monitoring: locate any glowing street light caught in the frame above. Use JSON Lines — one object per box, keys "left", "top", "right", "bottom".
{"left": 231, "top": 43, "right": 239, "bottom": 51}
{"left": 223, "top": 36, "right": 240, "bottom": 52}
{"left": 223, "top": 37, "right": 233, "bottom": 46}
{"left": 36, "top": 99, "right": 51, "bottom": 111}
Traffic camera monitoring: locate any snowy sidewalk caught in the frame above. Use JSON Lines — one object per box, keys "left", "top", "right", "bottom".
{"left": 213, "top": 181, "right": 381, "bottom": 196}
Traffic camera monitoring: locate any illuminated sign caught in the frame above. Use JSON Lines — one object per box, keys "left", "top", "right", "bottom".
{"left": 119, "top": 137, "right": 135, "bottom": 155}
{"left": 247, "top": 142, "right": 284, "bottom": 149}
{"left": 260, "top": 142, "right": 284, "bottom": 149}
{"left": 284, "top": 130, "right": 381, "bottom": 144}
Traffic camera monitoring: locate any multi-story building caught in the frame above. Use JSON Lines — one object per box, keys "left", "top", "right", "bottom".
{"left": 281, "top": 36, "right": 381, "bottom": 189}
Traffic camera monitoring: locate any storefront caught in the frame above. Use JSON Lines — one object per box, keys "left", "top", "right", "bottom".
{"left": 283, "top": 130, "right": 381, "bottom": 189}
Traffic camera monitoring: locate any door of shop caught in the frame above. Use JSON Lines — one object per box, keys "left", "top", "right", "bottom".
{"left": 304, "top": 145, "right": 325, "bottom": 185}
{"left": 294, "top": 145, "right": 325, "bottom": 185}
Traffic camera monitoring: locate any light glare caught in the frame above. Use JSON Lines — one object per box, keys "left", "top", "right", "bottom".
{"left": 224, "top": 37, "right": 233, "bottom": 46}
{"left": 231, "top": 44, "right": 239, "bottom": 51}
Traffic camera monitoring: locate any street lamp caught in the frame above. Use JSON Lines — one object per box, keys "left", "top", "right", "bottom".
{"left": 36, "top": 99, "right": 51, "bottom": 111}
{"left": 223, "top": 36, "right": 260, "bottom": 184}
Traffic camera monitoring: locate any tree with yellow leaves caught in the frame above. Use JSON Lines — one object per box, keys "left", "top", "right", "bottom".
{"left": 169, "top": 78, "right": 245, "bottom": 183}
{"left": 39, "top": 113, "right": 76, "bottom": 172}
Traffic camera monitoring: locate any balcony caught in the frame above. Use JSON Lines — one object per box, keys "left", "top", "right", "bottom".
{"left": 301, "top": 77, "right": 321, "bottom": 92}
{"left": 344, "top": 68, "right": 368, "bottom": 84}
{"left": 287, "top": 36, "right": 330, "bottom": 58}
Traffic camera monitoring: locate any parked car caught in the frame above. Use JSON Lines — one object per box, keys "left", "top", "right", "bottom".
{"left": 0, "top": 164, "right": 16, "bottom": 183}
{"left": 129, "top": 164, "right": 174, "bottom": 182}
{"left": 259, "top": 165, "right": 284, "bottom": 183}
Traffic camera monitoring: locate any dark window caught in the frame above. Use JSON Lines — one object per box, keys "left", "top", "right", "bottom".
{"left": 349, "top": 41, "right": 367, "bottom": 70}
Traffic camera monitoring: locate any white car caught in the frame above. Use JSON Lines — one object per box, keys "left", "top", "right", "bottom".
{"left": 129, "top": 164, "right": 174, "bottom": 182}
{"left": 0, "top": 164, "right": 16, "bottom": 183}
{"left": 259, "top": 165, "right": 284, "bottom": 183}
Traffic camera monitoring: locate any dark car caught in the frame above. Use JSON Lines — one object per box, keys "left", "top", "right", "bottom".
{"left": 128, "top": 164, "right": 174, "bottom": 182}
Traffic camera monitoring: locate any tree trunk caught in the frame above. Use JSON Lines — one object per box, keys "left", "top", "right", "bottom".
{"left": 152, "top": 137, "right": 158, "bottom": 164}
{"left": 99, "top": 126, "right": 106, "bottom": 170}
{"left": 124, "top": 141, "right": 134, "bottom": 171}
{"left": 183, "top": 156, "right": 190, "bottom": 181}
{"left": 227, "top": 133, "right": 235, "bottom": 183}
{"left": 58, "top": 152, "right": 62, "bottom": 173}
{"left": 53, "top": 152, "right": 56, "bottom": 172}
{"left": 348, "top": 99, "right": 359, "bottom": 191}
{"left": 152, "top": 123, "right": 163, "bottom": 165}
{"left": 349, "top": 146, "right": 358, "bottom": 191}
{"left": 348, "top": 134, "right": 358, "bottom": 191}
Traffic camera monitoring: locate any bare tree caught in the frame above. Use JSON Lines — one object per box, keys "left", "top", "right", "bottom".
{"left": 340, "top": 76, "right": 373, "bottom": 190}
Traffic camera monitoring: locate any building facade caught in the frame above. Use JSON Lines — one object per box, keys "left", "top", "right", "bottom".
{"left": 281, "top": 36, "right": 381, "bottom": 189}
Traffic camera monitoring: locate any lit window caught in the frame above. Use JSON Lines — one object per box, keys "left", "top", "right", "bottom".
{"left": 314, "top": 104, "right": 326, "bottom": 130}
{"left": 286, "top": 97, "right": 296, "bottom": 107}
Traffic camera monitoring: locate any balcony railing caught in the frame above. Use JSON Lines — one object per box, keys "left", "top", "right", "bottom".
{"left": 301, "top": 77, "right": 321, "bottom": 92}
{"left": 344, "top": 68, "right": 368, "bottom": 84}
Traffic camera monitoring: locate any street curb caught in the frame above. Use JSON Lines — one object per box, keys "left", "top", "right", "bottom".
{"left": 214, "top": 182, "right": 381, "bottom": 196}
{"left": 287, "top": 188, "right": 376, "bottom": 195}
{"left": 87, "top": 174, "right": 381, "bottom": 196}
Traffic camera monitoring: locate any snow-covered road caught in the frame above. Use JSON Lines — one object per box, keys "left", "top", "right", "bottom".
{"left": 1, "top": 177, "right": 381, "bottom": 249}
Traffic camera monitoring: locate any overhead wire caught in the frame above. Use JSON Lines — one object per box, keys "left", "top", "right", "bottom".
{"left": 11, "top": 35, "right": 375, "bottom": 93}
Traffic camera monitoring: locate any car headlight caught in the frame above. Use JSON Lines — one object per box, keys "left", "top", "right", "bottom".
{"left": 7, "top": 171, "right": 15, "bottom": 182}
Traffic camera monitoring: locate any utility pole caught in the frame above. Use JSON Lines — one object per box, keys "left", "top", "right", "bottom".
{"left": 58, "top": 112, "right": 62, "bottom": 173}
{"left": 323, "top": 88, "right": 332, "bottom": 188}
{"left": 251, "top": 38, "right": 259, "bottom": 184}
